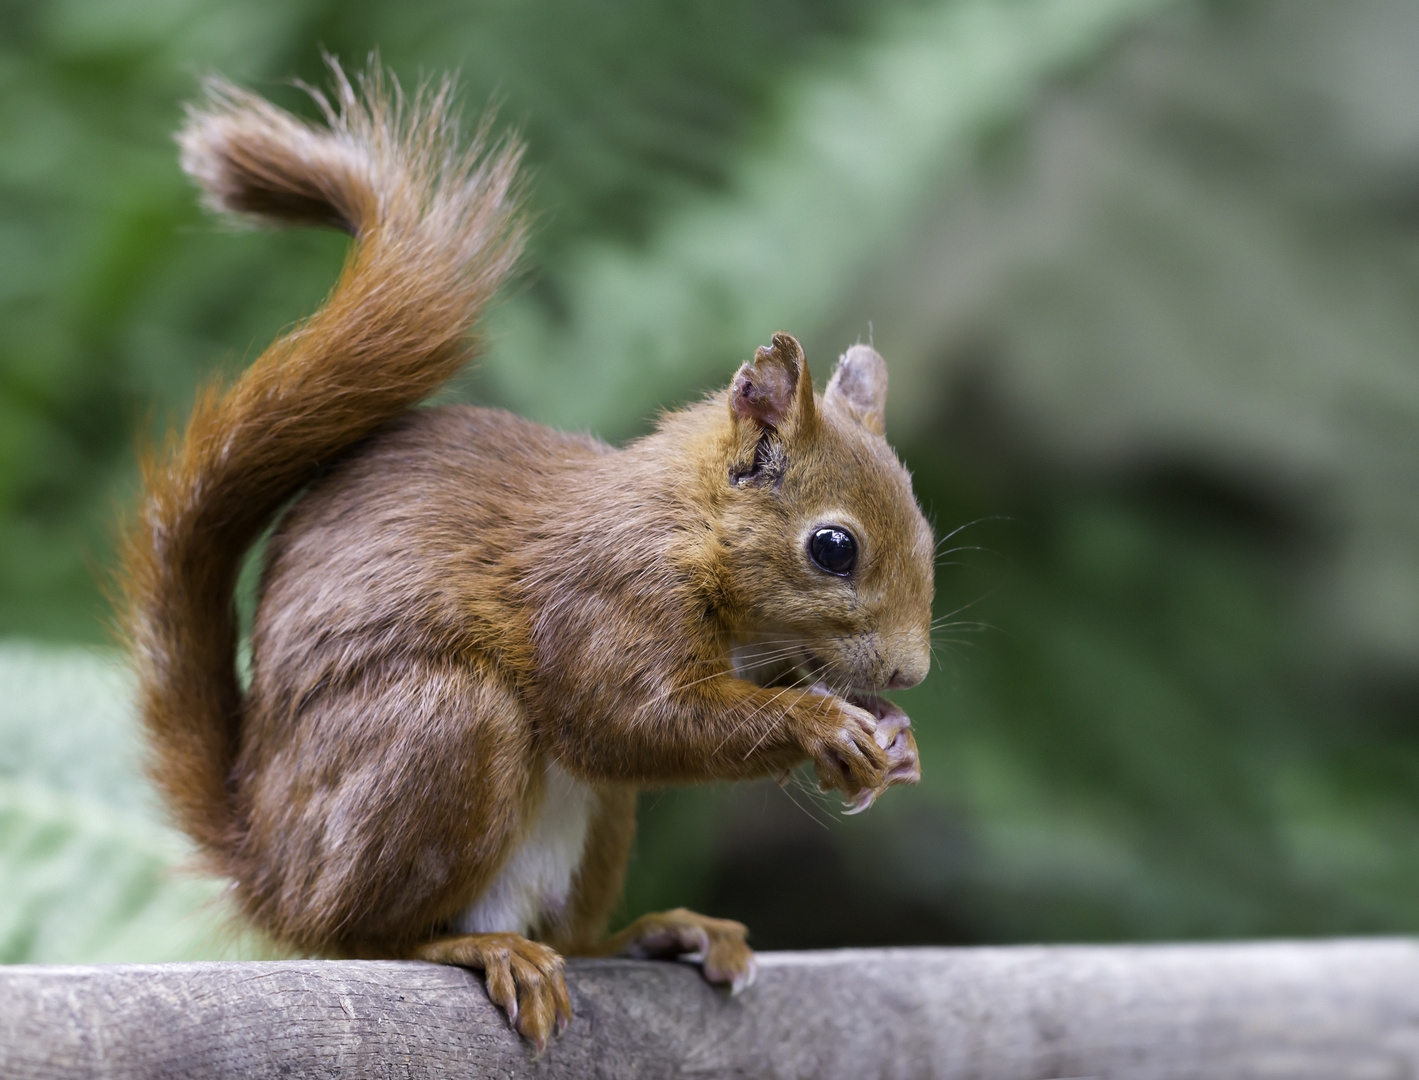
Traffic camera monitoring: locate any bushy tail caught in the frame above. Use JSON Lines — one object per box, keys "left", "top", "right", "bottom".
{"left": 119, "top": 61, "right": 523, "bottom": 861}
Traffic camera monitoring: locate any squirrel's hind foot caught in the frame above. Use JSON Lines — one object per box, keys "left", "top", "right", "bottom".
{"left": 591, "top": 907, "right": 757, "bottom": 995}
{"left": 412, "top": 932, "right": 571, "bottom": 1052}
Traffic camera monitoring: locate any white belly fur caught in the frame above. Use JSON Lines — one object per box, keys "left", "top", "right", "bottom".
{"left": 455, "top": 762, "right": 595, "bottom": 937}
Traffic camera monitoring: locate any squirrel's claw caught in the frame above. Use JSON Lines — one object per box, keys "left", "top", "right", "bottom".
{"left": 842, "top": 788, "right": 879, "bottom": 815}
{"left": 810, "top": 698, "right": 889, "bottom": 798}
{"left": 412, "top": 932, "right": 570, "bottom": 1053}
{"left": 726, "top": 952, "right": 758, "bottom": 995}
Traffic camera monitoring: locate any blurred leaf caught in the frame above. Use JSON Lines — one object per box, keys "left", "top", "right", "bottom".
{"left": 0, "top": 643, "right": 259, "bottom": 961}
{"left": 0, "top": 0, "right": 924, "bottom": 640}
{"left": 479, "top": 0, "right": 1172, "bottom": 437}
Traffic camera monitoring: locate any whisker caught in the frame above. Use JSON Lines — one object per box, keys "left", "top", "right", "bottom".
{"left": 732, "top": 645, "right": 810, "bottom": 663}
{"left": 729, "top": 668, "right": 818, "bottom": 745}
{"left": 774, "top": 771, "right": 833, "bottom": 831}
{"left": 643, "top": 640, "right": 813, "bottom": 710}
{"left": 934, "top": 544, "right": 991, "bottom": 561}
{"left": 930, "top": 593, "right": 995, "bottom": 625}
{"left": 646, "top": 667, "right": 733, "bottom": 704}
{"left": 735, "top": 636, "right": 806, "bottom": 646}
{"left": 741, "top": 665, "right": 824, "bottom": 760}
{"left": 714, "top": 661, "right": 825, "bottom": 760}
{"left": 788, "top": 765, "right": 846, "bottom": 816}
{"left": 929, "top": 620, "right": 996, "bottom": 634}
{"left": 727, "top": 650, "right": 814, "bottom": 678}
{"left": 933, "top": 515, "right": 1012, "bottom": 551}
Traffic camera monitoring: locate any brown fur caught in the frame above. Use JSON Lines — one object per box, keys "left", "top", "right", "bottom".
{"left": 119, "top": 62, "right": 934, "bottom": 1049}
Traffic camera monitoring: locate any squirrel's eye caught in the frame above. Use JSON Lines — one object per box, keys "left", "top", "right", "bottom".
{"left": 808, "top": 527, "right": 857, "bottom": 576}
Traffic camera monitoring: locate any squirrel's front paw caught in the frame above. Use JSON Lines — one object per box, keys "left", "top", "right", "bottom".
{"left": 841, "top": 694, "right": 920, "bottom": 815}
{"left": 801, "top": 691, "right": 890, "bottom": 806}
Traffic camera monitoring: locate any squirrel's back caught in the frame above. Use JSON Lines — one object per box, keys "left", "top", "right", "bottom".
{"left": 247, "top": 405, "right": 608, "bottom": 725}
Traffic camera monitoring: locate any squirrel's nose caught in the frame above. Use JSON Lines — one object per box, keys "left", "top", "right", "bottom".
{"left": 881, "top": 634, "right": 930, "bottom": 689}
{"left": 887, "top": 665, "right": 925, "bottom": 689}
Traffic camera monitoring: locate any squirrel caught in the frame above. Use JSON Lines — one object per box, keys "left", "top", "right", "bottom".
{"left": 119, "top": 62, "right": 933, "bottom": 1051}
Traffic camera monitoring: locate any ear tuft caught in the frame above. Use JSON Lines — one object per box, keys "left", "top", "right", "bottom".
{"left": 729, "top": 332, "right": 814, "bottom": 431}
{"left": 825, "top": 344, "right": 888, "bottom": 435}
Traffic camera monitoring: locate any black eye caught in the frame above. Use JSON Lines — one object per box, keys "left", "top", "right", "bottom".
{"left": 808, "top": 527, "right": 857, "bottom": 576}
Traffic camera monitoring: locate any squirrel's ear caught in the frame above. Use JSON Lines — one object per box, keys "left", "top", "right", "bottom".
{"left": 825, "top": 344, "right": 888, "bottom": 436}
{"left": 729, "top": 332, "right": 816, "bottom": 433}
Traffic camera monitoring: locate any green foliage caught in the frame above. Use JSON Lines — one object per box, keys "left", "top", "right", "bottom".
{"left": 4, "top": 0, "right": 1419, "bottom": 961}
{"left": 0, "top": 0, "right": 919, "bottom": 640}
{"left": 0, "top": 644, "right": 256, "bottom": 961}
{"left": 481, "top": 0, "right": 1175, "bottom": 437}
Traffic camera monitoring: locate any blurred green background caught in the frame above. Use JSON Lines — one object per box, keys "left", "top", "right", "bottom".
{"left": 4, "top": 0, "right": 1419, "bottom": 962}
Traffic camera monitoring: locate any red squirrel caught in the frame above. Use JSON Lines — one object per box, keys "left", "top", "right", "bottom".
{"left": 119, "top": 64, "right": 933, "bottom": 1050}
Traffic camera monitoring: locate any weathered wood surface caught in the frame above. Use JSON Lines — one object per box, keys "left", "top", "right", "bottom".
{"left": 4, "top": 940, "right": 1419, "bottom": 1079}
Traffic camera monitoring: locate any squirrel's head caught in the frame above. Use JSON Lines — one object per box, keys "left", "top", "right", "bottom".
{"left": 714, "top": 332, "right": 934, "bottom": 694}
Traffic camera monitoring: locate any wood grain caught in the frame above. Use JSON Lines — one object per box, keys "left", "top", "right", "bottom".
{"left": 4, "top": 940, "right": 1419, "bottom": 1078}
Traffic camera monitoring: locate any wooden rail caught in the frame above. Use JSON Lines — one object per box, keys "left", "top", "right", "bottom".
{"left": 4, "top": 940, "right": 1419, "bottom": 1078}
